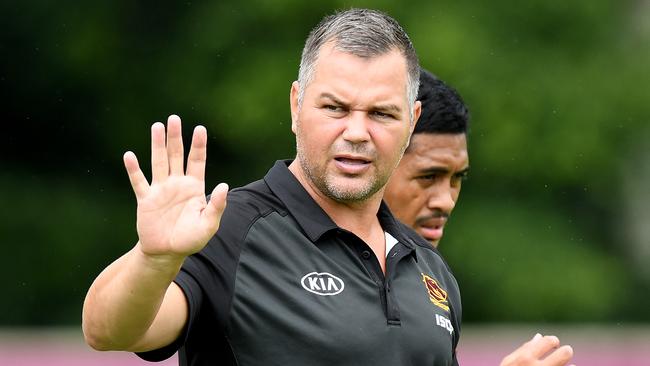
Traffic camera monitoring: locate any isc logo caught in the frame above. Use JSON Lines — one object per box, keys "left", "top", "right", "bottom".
{"left": 435, "top": 314, "right": 454, "bottom": 335}
{"left": 300, "top": 272, "right": 345, "bottom": 296}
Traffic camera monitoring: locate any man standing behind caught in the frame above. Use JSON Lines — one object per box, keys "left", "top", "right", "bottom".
{"left": 84, "top": 9, "right": 464, "bottom": 366}
{"left": 384, "top": 69, "right": 575, "bottom": 366}
{"left": 384, "top": 68, "right": 469, "bottom": 247}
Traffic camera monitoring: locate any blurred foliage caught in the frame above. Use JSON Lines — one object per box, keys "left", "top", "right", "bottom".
{"left": 1, "top": 0, "right": 648, "bottom": 325}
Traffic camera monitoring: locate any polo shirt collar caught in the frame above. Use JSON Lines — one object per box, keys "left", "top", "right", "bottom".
{"left": 377, "top": 200, "right": 416, "bottom": 251}
{"left": 264, "top": 160, "right": 338, "bottom": 242}
{"left": 263, "top": 159, "right": 415, "bottom": 252}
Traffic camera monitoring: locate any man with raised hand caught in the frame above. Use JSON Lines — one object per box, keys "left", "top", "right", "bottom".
{"left": 84, "top": 9, "right": 463, "bottom": 366}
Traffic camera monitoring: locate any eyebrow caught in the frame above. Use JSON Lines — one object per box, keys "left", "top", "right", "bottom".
{"left": 372, "top": 104, "right": 403, "bottom": 115}
{"left": 318, "top": 93, "right": 345, "bottom": 105}
{"left": 419, "top": 166, "right": 470, "bottom": 175}
{"left": 318, "top": 93, "right": 403, "bottom": 114}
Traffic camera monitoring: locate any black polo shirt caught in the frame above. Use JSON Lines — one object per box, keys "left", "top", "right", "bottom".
{"left": 139, "top": 160, "right": 462, "bottom": 366}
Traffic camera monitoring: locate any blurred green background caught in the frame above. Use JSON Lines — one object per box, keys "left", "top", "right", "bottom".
{"left": 2, "top": 0, "right": 648, "bottom": 327}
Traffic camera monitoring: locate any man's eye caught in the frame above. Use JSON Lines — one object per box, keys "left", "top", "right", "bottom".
{"left": 324, "top": 105, "right": 343, "bottom": 112}
{"left": 419, "top": 174, "right": 438, "bottom": 181}
{"left": 455, "top": 171, "right": 469, "bottom": 181}
{"left": 371, "top": 111, "right": 394, "bottom": 119}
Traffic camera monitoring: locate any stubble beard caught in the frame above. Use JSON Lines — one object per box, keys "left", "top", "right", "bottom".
{"left": 297, "top": 148, "right": 381, "bottom": 204}
{"left": 295, "top": 127, "right": 409, "bottom": 204}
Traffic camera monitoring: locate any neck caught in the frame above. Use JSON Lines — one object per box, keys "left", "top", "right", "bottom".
{"left": 288, "top": 160, "right": 388, "bottom": 273}
{"left": 288, "top": 160, "right": 384, "bottom": 238}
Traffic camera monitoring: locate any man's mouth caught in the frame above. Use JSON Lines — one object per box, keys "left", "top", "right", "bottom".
{"left": 418, "top": 225, "right": 444, "bottom": 242}
{"left": 334, "top": 156, "right": 370, "bottom": 164}
{"left": 415, "top": 216, "right": 448, "bottom": 242}
{"left": 333, "top": 155, "right": 371, "bottom": 174}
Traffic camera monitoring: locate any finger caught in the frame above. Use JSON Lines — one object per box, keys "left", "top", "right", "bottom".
{"left": 530, "top": 335, "right": 561, "bottom": 358}
{"left": 186, "top": 125, "right": 208, "bottom": 181}
{"left": 512, "top": 333, "right": 541, "bottom": 354}
{"left": 201, "top": 183, "right": 229, "bottom": 235}
{"left": 151, "top": 122, "right": 169, "bottom": 183}
{"left": 499, "top": 335, "right": 536, "bottom": 366}
{"left": 541, "top": 345, "right": 573, "bottom": 366}
{"left": 123, "top": 151, "right": 150, "bottom": 199}
{"left": 520, "top": 333, "right": 542, "bottom": 348}
{"left": 166, "top": 115, "right": 185, "bottom": 176}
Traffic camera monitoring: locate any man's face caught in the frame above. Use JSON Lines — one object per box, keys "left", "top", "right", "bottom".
{"left": 290, "top": 43, "right": 420, "bottom": 204}
{"left": 384, "top": 133, "right": 469, "bottom": 246}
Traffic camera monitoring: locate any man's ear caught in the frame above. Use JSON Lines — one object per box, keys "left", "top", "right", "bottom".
{"left": 411, "top": 100, "right": 422, "bottom": 135}
{"left": 403, "top": 100, "right": 421, "bottom": 151}
{"left": 290, "top": 81, "right": 300, "bottom": 134}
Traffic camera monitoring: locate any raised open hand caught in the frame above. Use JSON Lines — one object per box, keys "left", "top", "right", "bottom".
{"left": 123, "top": 115, "right": 228, "bottom": 261}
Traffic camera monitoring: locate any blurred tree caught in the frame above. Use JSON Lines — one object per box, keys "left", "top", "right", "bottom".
{"left": 1, "top": 0, "right": 648, "bottom": 325}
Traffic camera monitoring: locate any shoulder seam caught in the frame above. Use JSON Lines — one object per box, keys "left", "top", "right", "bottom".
{"left": 222, "top": 206, "right": 281, "bottom": 334}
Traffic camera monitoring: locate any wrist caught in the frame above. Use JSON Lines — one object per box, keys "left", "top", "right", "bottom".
{"left": 133, "top": 243, "right": 186, "bottom": 277}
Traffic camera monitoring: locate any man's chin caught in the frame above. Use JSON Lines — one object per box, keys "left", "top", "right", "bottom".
{"left": 323, "top": 177, "right": 383, "bottom": 203}
{"left": 417, "top": 227, "right": 444, "bottom": 247}
{"left": 421, "top": 237, "right": 440, "bottom": 248}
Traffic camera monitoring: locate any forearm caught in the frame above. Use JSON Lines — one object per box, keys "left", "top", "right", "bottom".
{"left": 83, "top": 117, "right": 226, "bottom": 352}
{"left": 82, "top": 243, "right": 185, "bottom": 351}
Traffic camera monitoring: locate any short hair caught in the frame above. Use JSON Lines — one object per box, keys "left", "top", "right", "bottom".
{"left": 297, "top": 8, "right": 420, "bottom": 120}
{"left": 414, "top": 68, "right": 469, "bottom": 135}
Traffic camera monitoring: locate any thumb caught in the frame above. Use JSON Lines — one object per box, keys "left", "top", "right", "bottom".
{"left": 201, "top": 183, "right": 229, "bottom": 234}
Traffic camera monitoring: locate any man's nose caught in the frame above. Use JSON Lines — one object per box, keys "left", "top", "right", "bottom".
{"left": 341, "top": 111, "right": 371, "bottom": 143}
{"left": 427, "top": 184, "right": 456, "bottom": 214}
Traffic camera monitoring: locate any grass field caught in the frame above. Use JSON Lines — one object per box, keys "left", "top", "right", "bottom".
{"left": 1, "top": 325, "right": 648, "bottom": 365}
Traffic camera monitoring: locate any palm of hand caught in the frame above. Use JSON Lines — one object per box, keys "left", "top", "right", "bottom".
{"left": 124, "top": 115, "right": 228, "bottom": 261}
{"left": 137, "top": 175, "right": 211, "bottom": 257}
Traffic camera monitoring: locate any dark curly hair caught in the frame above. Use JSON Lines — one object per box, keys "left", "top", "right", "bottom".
{"left": 414, "top": 68, "right": 469, "bottom": 135}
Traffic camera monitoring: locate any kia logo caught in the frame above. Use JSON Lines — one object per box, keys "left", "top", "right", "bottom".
{"left": 300, "top": 272, "right": 345, "bottom": 296}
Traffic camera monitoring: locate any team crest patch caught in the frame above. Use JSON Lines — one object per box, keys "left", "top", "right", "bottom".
{"left": 421, "top": 273, "right": 449, "bottom": 312}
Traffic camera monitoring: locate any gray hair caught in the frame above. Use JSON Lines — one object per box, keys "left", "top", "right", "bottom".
{"left": 297, "top": 8, "right": 420, "bottom": 121}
